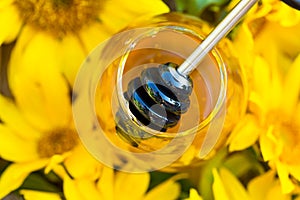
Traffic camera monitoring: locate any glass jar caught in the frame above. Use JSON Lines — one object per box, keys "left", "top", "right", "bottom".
{"left": 72, "top": 13, "right": 248, "bottom": 172}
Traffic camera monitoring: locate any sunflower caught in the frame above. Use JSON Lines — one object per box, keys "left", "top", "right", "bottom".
{"left": 0, "top": 66, "right": 102, "bottom": 198}
{"left": 0, "top": 0, "right": 169, "bottom": 198}
{"left": 0, "top": 0, "right": 170, "bottom": 86}
{"left": 1, "top": 77, "right": 181, "bottom": 199}
{"left": 227, "top": 0, "right": 300, "bottom": 194}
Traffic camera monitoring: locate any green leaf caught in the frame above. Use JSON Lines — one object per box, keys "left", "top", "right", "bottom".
{"left": 148, "top": 171, "right": 176, "bottom": 191}
{"left": 20, "top": 172, "right": 62, "bottom": 193}
{"left": 0, "top": 159, "right": 11, "bottom": 174}
{"left": 177, "top": 178, "right": 194, "bottom": 199}
{"left": 223, "top": 148, "right": 266, "bottom": 186}
{"left": 175, "top": 0, "right": 229, "bottom": 16}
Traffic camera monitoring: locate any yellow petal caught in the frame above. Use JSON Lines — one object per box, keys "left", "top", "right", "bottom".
{"left": 0, "top": 0, "right": 14, "bottom": 8}
{"left": 78, "top": 22, "right": 111, "bottom": 53}
{"left": 276, "top": 23, "right": 300, "bottom": 58}
{"left": 254, "top": 20, "right": 300, "bottom": 71}
{"left": 251, "top": 56, "right": 271, "bottom": 102}
{"left": 282, "top": 54, "right": 300, "bottom": 116}
{"left": 212, "top": 168, "right": 251, "bottom": 200}
{"left": 11, "top": 69, "right": 71, "bottom": 131}
{"left": 96, "top": 166, "right": 114, "bottom": 200}
{"left": 212, "top": 168, "right": 230, "bottom": 200}
{"left": 114, "top": 172, "right": 149, "bottom": 200}
{"left": 44, "top": 154, "right": 70, "bottom": 174}
{"left": 99, "top": 0, "right": 169, "bottom": 33}
{"left": 276, "top": 162, "right": 295, "bottom": 193}
{"left": 144, "top": 175, "right": 182, "bottom": 200}
{"left": 64, "top": 144, "right": 102, "bottom": 179}
{"left": 248, "top": 170, "right": 275, "bottom": 200}
{"left": 7, "top": 26, "right": 35, "bottom": 75}
{"left": 259, "top": 126, "right": 277, "bottom": 161}
{"left": 0, "top": 95, "right": 41, "bottom": 139}
{"left": 266, "top": 1, "right": 300, "bottom": 27}
{"left": 0, "top": 160, "right": 48, "bottom": 198}
{"left": 20, "top": 190, "right": 61, "bottom": 200}
{"left": 59, "top": 34, "right": 86, "bottom": 86}
{"left": 113, "top": 0, "right": 170, "bottom": 17}
{"left": 247, "top": 1, "right": 272, "bottom": 21}
{"left": 186, "top": 188, "right": 203, "bottom": 200}
{"left": 76, "top": 179, "right": 102, "bottom": 200}
{"left": 251, "top": 55, "right": 282, "bottom": 111}
{"left": 8, "top": 31, "right": 71, "bottom": 131}
{"left": 248, "top": 169, "right": 290, "bottom": 200}
{"left": 289, "top": 165, "right": 300, "bottom": 182}
{"left": 8, "top": 26, "right": 59, "bottom": 75}
{"left": 228, "top": 114, "right": 261, "bottom": 151}
{"left": 50, "top": 165, "right": 66, "bottom": 180}
{"left": 0, "top": 124, "right": 39, "bottom": 162}
{"left": 64, "top": 176, "right": 102, "bottom": 200}
{"left": 232, "top": 23, "right": 254, "bottom": 70}
{"left": 248, "top": 91, "right": 267, "bottom": 121}
{"left": 251, "top": 56, "right": 271, "bottom": 99}
{"left": 265, "top": 183, "right": 290, "bottom": 200}
{"left": 0, "top": 4, "right": 22, "bottom": 44}
{"left": 63, "top": 175, "right": 85, "bottom": 200}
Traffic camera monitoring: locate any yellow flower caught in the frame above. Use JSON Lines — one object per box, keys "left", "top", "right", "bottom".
{"left": 231, "top": 0, "right": 300, "bottom": 73}
{"left": 0, "top": 0, "right": 169, "bottom": 85}
{"left": 212, "top": 168, "right": 292, "bottom": 200}
{"left": 228, "top": 54, "right": 300, "bottom": 193}
{"left": 0, "top": 68, "right": 102, "bottom": 198}
{"left": 228, "top": 2, "right": 300, "bottom": 193}
{"left": 0, "top": 0, "right": 169, "bottom": 197}
{"left": 55, "top": 165, "right": 182, "bottom": 200}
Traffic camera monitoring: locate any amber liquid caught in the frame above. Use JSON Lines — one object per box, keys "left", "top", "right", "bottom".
{"left": 123, "top": 48, "right": 214, "bottom": 132}
{"left": 91, "top": 13, "right": 249, "bottom": 171}
{"left": 95, "top": 44, "right": 224, "bottom": 166}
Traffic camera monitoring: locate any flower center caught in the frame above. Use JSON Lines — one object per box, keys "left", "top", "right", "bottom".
{"left": 37, "top": 128, "right": 78, "bottom": 158}
{"left": 14, "top": 0, "right": 104, "bottom": 37}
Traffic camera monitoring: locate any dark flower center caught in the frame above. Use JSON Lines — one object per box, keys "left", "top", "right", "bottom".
{"left": 37, "top": 128, "right": 78, "bottom": 158}
{"left": 14, "top": 0, "right": 104, "bottom": 37}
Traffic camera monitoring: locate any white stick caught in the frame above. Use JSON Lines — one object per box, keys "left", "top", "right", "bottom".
{"left": 177, "top": 0, "right": 258, "bottom": 76}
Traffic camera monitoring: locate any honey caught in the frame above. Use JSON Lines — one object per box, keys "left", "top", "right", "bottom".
{"left": 73, "top": 13, "right": 247, "bottom": 172}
